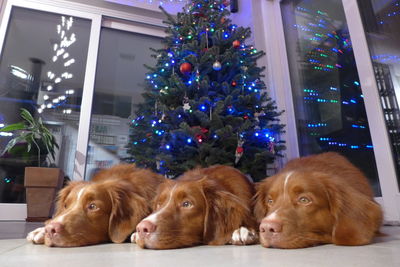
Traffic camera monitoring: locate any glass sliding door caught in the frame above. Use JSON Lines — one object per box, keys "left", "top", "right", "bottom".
{"left": 280, "top": 0, "right": 382, "bottom": 195}
{"left": 0, "top": 6, "right": 91, "bottom": 204}
{"left": 356, "top": 0, "right": 400, "bottom": 192}
{"left": 85, "top": 27, "right": 162, "bottom": 179}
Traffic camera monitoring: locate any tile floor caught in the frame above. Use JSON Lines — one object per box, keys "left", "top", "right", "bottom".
{"left": 0, "top": 222, "right": 399, "bottom": 267}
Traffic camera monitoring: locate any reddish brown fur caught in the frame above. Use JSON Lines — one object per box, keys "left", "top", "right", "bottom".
{"left": 135, "top": 165, "right": 258, "bottom": 249}
{"left": 42, "top": 164, "right": 164, "bottom": 247}
{"left": 254, "top": 152, "right": 383, "bottom": 248}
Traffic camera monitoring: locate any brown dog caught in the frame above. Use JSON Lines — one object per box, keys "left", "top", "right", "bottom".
{"left": 132, "top": 165, "right": 258, "bottom": 249}
{"left": 254, "top": 152, "right": 383, "bottom": 248}
{"left": 27, "top": 164, "right": 164, "bottom": 247}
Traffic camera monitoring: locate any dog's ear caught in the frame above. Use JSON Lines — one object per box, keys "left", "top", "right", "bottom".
{"left": 253, "top": 176, "right": 276, "bottom": 222}
{"left": 326, "top": 181, "right": 383, "bottom": 246}
{"left": 54, "top": 181, "right": 85, "bottom": 217}
{"left": 107, "top": 181, "right": 150, "bottom": 243}
{"left": 200, "top": 178, "right": 252, "bottom": 245}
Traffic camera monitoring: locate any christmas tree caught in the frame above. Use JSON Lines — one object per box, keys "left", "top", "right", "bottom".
{"left": 127, "top": 0, "right": 285, "bottom": 180}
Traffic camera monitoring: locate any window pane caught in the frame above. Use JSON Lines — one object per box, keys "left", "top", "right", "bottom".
{"left": 281, "top": 0, "right": 381, "bottom": 196}
{"left": 85, "top": 28, "right": 162, "bottom": 179}
{"left": 358, "top": 0, "right": 400, "bottom": 192}
{"left": 0, "top": 7, "right": 91, "bottom": 203}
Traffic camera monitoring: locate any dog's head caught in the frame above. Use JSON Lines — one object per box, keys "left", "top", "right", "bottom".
{"left": 135, "top": 175, "right": 249, "bottom": 249}
{"left": 43, "top": 178, "right": 149, "bottom": 247}
{"left": 254, "top": 170, "right": 382, "bottom": 248}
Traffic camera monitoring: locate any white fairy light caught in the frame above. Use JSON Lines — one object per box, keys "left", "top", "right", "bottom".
{"left": 59, "top": 95, "right": 66, "bottom": 100}
{"left": 38, "top": 108, "right": 43, "bottom": 114}
{"left": 64, "top": 58, "right": 75, "bottom": 67}
{"left": 43, "top": 94, "right": 49, "bottom": 100}
{"left": 63, "top": 52, "right": 69, "bottom": 59}
{"left": 47, "top": 103, "right": 53, "bottom": 108}
{"left": 52, "top": 98, "right": 60, "bottom": 103}
{"left": 56, "top": 48, "right": 65, "bottom": 56}
{"left": 54, "top": 77, "right": 61, "bottom": 83}
{"left": 47, "top": 85, "right": 53, "bottom": 91}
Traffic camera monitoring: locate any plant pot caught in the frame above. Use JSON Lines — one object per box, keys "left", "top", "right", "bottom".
{"left": 24, "top": 167, "right": 64, "bottom": 222}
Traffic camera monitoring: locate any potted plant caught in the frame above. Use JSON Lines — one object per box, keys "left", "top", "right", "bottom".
{"left": 0, "top": 108, "right": 63, "bottom": 221}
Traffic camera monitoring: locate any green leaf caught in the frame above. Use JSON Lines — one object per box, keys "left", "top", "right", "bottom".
{"left": 1, "top": 135, "right": 26, "bottom": 156}
{"left": 20, "top": 108, "right": 35, "bottom": 126}
{"left": 0, "top": 122, "right": 26, "bottom": 132}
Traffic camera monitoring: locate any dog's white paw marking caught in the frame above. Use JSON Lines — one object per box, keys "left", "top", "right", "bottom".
{"left": 231, "top": 227, "right": 257, "bottom": 245}
{"left": 130, "top": 232, "right": 137, "bottom": 243}
{"left": 27, "top": 227, "right": 45, "bottom": 244}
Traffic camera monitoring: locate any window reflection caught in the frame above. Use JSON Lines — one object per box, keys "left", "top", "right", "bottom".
{"left": 0, "top": 7, "right": 91, "bottom": 203}
{"left": 358, "top": 0, "right": 400, "bottom": 191}
{"left": 281, "top": 0, "right": 381, "bottom": 195}
{"left": 85, "top": 28, "right": 162, "bottom": 179}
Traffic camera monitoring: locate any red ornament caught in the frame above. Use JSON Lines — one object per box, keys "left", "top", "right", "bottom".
{"left": 201, "top": 127, "right": 209, "bottom": 134}
{"left": 231, "top": 81, "right": 237, "bottom": 87}
{"left": 244, "top": 115, "right": 249, "bottom": 120}
{"left": 180, "top": 62, "right": 192, "bottom": 75}
{"left": 193, "top": 12, "right": 205, "bottom": 18}
{"left": 221, "top": 17, "right": 227, "bottom": 24}
{"left": 195, "top": 134, "right": 204, "bottom": 143}
{"left": 236, "top": 147, "right": 244, "bottom": 153}
{"left": 146, "top": 133, "right": 152, "bottom": 137}
{"left": 233, "top": 40, "right": 241, "bottom": 48}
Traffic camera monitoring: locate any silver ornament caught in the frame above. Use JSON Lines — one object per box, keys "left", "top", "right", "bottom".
{"left": 213, "top": 61, "right": 222, "bottom": 71}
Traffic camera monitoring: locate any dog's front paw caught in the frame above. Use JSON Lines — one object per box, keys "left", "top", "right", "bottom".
{"left": 230, "top": 227, "right": 258, "bottom": 245}
{"left": 27, "top": 227, "right": 45, "bottom": 244}
{"left": 130, "top": 232, "right": 137, "bottom": 243}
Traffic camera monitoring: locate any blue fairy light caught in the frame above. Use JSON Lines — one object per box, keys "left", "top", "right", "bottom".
{"left": 200, "top": 105, "right": 206, "bottom": 111}
{"left": 187, "top": 138, "right": 192, "bottom": 144}
{"left": 255, "top": 132, "right": 259, "bottom": 137}
{"left": 166, "top": 144, "right": 171, "bottom": 150}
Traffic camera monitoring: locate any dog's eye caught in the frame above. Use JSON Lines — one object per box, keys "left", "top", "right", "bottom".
{"left": 88, "top": 203, "right": 98, "bottom": 211}
{"left": 298, "top": 196, "right": 311, "bottom": 205}
{"left": 182, "top": 201, "right": 193, "bottom": 208}
{"left": 267, "top": 198, "right": 274, "bottom": 206}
